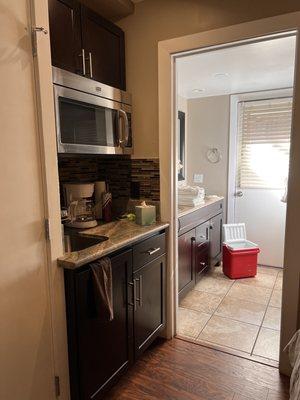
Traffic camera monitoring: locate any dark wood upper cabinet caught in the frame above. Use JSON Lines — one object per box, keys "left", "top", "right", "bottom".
{"left": 81, "top": 5, "right": 125, "bottom": 89}
{"left": 48, "top": 0, "right": 126, "bottom": 89}
{"left": 48, "top": 0, "right": 82, "bottom": 74}
{"left": 133, "top": 255, "right": 165, "bottom": 358}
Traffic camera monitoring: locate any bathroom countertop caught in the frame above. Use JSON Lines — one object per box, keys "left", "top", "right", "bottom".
{"left": 58, "top": 219, "right": 169, "bottom": 269}
{"left": 178, "top": 196, "right": 224, "bottom": 217}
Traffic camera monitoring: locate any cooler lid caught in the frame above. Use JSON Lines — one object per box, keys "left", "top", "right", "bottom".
{"left": 223, "top": 223, "right": 247, "bottom": 242}
{"left": 226, "top": 240, "right": 259, "bottom": 251}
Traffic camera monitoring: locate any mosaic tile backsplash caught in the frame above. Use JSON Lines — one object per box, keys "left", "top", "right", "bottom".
{"left": 58, "top": 156, "right": 160, "bottom": 214}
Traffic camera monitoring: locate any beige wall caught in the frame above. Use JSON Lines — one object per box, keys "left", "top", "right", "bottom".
{"left": 0, "top": 1, "right": 54, "bottom": 398}
{"left": 118, "top": 0, "right": 300, "bottom": 158}
{"left": 186, "top": 95, "right": 230, "bottom": 214}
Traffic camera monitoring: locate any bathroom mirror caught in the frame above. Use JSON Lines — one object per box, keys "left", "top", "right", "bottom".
{"left": 178, "top": 111, "right": 186, "bottom": 181}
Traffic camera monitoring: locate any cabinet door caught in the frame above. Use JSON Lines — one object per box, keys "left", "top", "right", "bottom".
{"left": 74, "top": 250, "right": 133, "bottom": 400}
{"left": 81, "top": 6, "right": 126, "bottom": 89}
{"left": 195, "top": 222, "right": 210, "bottom": 280}
{"left": 133, "top": 255, "right": 165, "bottom": 358}
{"left": 210, "top": 213, "right": 223, "bottom": 262}
{"left": 178, "top": 229, "right": 195, "bottom": 297}
{"left": 48, "top": 0, "right": 82, "bottom": 74}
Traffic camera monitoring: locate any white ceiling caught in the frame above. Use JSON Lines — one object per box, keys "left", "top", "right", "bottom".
{"left": 177, "top": 36, "right": 296, "bottom": 99}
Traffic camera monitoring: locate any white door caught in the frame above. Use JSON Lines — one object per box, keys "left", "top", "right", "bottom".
{"left": 0, "top": 1, "right": 56, "bottom": 399}
{"left": 231, "top": 94, "right": 292, "bottom": 267}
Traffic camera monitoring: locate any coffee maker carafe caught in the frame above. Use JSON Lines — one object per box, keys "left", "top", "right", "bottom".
{"left": 63, "top": 183, "right": 97, "bottom": 229}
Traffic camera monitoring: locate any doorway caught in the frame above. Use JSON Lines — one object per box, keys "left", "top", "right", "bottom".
{"left": 175, "top": 34, "right": 296, "bottom": 365}
{"left": 158, "top": 14, "right": 300, "bottom": 374}
{"left": 228, "top": 90, "right": 293, "bottom": 268}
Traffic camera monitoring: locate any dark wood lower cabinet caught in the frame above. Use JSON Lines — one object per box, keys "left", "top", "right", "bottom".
{"left": 210, "top": 213, "right": 223, "bottom": 264}
{"left": 64, "top": 231, "right": 166, "bottom": 399}
{"left": 65, "top": 250, "right": 133, "bottom": 400}
{"left": 134, "top": 255, "right": 165, "bottom": 357}
{"left": 178, "top": 229, "right": 195, "bottom": 300}
{"left": 178, "top": 200, "right": 223, "bottom": 299}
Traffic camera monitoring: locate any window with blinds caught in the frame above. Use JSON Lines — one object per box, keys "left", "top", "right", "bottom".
{"left": 237, "top": 97, "right": 292, "bottom": 189}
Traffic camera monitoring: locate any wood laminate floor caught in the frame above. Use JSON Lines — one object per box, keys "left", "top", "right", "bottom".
{"left": 104, "top": 338, "right": 289, "bottom": 400}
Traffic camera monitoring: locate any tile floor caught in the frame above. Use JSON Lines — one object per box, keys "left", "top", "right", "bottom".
{"left": 177, "top": 265, "right": 283, "bottom": 362}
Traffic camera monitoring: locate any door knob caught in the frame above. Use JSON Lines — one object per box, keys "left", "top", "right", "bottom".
{"left": 235, "top": 191, "right": 243, "bottom": 197}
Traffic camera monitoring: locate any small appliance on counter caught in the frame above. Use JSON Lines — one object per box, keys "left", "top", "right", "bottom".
{"left": 63, "top": 183, "right": 98, "bottom": 229}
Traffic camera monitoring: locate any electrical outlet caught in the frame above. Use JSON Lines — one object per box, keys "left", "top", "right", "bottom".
{"left": 193, "top": 174, "right": 203, "bottom": 183}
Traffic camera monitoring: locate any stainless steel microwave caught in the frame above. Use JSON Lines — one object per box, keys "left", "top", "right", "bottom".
{"left": 52, "top": 67, "right": 132, "bottom": 155}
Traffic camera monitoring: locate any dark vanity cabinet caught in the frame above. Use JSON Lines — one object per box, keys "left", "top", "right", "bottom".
{"left": 209, "top": 213, "right": 223, "bottom": 265}
{"left": 178, "top": 229, "right": 195, "bottom": 297}
{"left": 195, "top": 221, "right": 210, "bottom": 282}
{"left": 48, "top": 0, "right": 126, "bottom": 89}
{"left": 178, "top": 200, "right": 223, "bottom": 300}
{"left": 64, "top": 231, "right": 166, "bottom": 400}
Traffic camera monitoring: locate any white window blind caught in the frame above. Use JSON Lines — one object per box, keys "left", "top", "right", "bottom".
{"left": 237, "top": 97, "right": 292, "bottom": 189}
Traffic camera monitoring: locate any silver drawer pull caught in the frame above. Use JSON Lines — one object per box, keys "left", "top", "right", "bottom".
{"left": 147, "top": 247, "right": 161, "bottom": 255}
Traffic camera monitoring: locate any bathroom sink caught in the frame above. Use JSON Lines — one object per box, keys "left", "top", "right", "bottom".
{"left": 64, "top": 233, "right": 108, "bottom": 253}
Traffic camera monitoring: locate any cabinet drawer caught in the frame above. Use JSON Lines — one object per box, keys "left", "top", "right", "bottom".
{"left": 133, "top": 233, "right": 166, "bottom": 271}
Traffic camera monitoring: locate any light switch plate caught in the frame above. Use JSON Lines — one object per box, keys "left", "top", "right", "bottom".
{"left": 193, "top": 174, "right": 203, "bottom": 183}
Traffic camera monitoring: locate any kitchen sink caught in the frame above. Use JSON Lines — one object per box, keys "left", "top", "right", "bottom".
{"left": 64, "top": 234, "right": 108, "bottom": 253}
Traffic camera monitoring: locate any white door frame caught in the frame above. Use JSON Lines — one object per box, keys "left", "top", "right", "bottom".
{"left": 227, "top": 87, "right": 294, "bottom": 223}
{"left": 158, "top": 12, "right": 300, "bottom": 375}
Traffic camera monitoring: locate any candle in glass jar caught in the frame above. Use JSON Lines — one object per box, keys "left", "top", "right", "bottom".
{"left": 135, "top": 201, "right": 156, "bottom": 225}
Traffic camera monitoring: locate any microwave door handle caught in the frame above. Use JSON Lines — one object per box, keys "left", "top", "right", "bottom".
{"left": 118, "top": 109, "right": 129, "bottom": 148}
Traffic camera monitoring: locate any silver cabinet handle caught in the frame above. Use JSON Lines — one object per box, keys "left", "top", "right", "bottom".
{"left": 79, "top": 48, "right": 86, "bottom": 75}
{"left": 136, "top": 275, "right": 143, "bottom": 307}
{"left": 200, "top": 262, "right": 206, "bottom": 266}
{"left": 118, "top": 109, "right": 129, "bottom": 147}
{"left": 128, "top": 280, "right": 137, "bottom": 311}
{"left": 147, "top": 247, "right": 161, "bottom": 255}
{"left": 89, "top": 52, "right": 93, "bottom": 78}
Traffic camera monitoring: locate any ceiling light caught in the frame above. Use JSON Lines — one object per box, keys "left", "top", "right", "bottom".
{"left": 192, "top": 88, "right": 205, "bottom": 93}
{"left": 213, "top": 72, "right": 230, "bottom": 78}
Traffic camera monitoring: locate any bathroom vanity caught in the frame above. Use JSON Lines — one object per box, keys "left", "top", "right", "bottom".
{"left": 178, "top": 197, "right": 223, "bottom": 301}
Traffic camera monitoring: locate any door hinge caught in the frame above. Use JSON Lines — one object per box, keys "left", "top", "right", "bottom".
{"left": 31, "top": 26, "right": 48, "bottom": 57}
{"left": 54, "top": 375, "right": 60, "bottom": 397}
{"left": 45, "top": 218, "right": 51, "bottom": 241}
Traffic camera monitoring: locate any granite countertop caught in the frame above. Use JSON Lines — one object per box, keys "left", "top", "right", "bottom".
{"left": 58, "top": 220, "right": 169, "bottom": 269}
{"left": 178, "top": 196, "right": 224, "bottom": 217}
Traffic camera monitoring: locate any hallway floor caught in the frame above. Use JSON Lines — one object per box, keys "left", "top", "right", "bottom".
{"left": 105, "top": 337, "right": 289, "bottom": 399}
{"left": 178, "top": 265, "right": 283, "bottom": 362}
